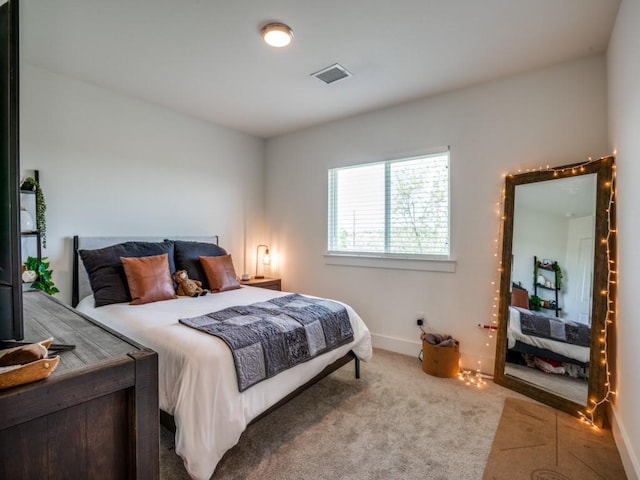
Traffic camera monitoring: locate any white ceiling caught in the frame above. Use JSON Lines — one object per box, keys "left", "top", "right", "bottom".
{"left": 515, "top": 174, "right": 597, "bottom": 218}
{"left": 21, "top": 0, "right": 620, "bottom": 139}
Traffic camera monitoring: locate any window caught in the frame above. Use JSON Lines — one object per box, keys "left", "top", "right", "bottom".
{"left": 328, "top": 151, "right": 450, "bottom": 258}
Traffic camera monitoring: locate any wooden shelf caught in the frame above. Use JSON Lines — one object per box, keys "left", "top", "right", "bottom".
{"left": 534, "top": 256, "right": 561, "bottom": 317}
{"left": 19, "top": 169, "right": 42, "bottom": 264}
{"left": 540, "top": 306, "right": 562, "bottom": 312}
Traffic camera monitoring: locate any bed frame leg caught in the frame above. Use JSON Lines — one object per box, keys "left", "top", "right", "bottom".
{"left": 354, "top": 357, "right": 360, "bottom": 379}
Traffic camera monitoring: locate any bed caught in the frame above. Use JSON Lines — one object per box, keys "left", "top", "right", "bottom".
{"left": 71, "top": 236, "right": 372, "bottom": 480}
{"left": 507, "top": 306, "right": 590, "bottom": 366}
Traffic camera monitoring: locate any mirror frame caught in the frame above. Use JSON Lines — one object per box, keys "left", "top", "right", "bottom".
{"left": 494, "top": 156, "right": 615, "bottom": 427}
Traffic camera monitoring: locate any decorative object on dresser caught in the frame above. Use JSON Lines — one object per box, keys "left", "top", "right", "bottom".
{"left": 0, "top": 337, "right": 59, "bottom": 389}
{"left": 21, "top": 269, "right": 37, "bottom": 283}
{"left": 240, "top": 276, "right": 282, "bottom": 291}
{"left": 0, "top": 291, "right": 159, "bottom": 479}
{"left": 254, "top": 243, "right": 271, "bottom": 279}
{"left": 22, "top": 255, "right": 59, "bottom": 295}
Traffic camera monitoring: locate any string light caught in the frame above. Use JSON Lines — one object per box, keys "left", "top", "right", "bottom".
{"left": 458, "top": 360, "right": 487, "bottom": 387}
{"left": 461, "top": 168, "right": 510, "bottom": 388}
{"left": 580, "top": 158, "right": 616, "bottom": 428}
{"left": 459, "top": 176, "right": 507, "bottom": 387}
{"left": 494, "top": 155, "right": 616, "bottom": 428}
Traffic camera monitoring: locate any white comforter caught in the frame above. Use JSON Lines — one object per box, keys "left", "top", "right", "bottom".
{"left": 77, "top": 286, "right": 372, "bottom": 480}
{"left": 507, "top": 306, "right": 589, "bottom": 364}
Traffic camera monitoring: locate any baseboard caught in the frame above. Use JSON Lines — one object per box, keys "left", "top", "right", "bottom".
{"left": 371, "top": 333, "right": 421, "bottom": 358}
{"left": 611, "top": 407, "right": 640, "bottom": 480}
{"left": 370, "top": 333, "right": 495, "bottom": 374}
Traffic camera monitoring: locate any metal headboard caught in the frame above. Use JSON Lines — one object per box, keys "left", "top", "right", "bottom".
{"left": 72, "top": 235, "right": 219, "bottom": 307}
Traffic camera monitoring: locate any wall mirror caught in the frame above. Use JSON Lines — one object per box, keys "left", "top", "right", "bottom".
{"left": 494, "top": 156, "right": 615, "bottom": 427}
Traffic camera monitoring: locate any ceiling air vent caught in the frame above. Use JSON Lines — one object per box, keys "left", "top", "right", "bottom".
{"left": 311, "top": 63, "right": 352, "bottom": 84}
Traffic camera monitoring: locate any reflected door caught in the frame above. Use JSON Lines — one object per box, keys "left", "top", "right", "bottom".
{"left": 576, "top": 237, "right": 594, "bottom": 325}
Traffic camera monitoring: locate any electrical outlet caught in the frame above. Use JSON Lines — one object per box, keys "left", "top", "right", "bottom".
{"left": 416, "top": 311, "right": 425, "bottom": 327}
{"left": 416, "top": 319, "right": 424, "bottom": 326}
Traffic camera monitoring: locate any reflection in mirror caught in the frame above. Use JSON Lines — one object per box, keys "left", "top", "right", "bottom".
{"left": 506, "top": 174, "right": 596, "bottom": 406}
{"left": 494, "top": 157, "right": 615, "bottom": 427}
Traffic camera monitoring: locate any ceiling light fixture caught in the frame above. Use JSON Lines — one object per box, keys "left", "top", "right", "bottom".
{"left": 261, "top": 22, "right": 293, "bottom": 48}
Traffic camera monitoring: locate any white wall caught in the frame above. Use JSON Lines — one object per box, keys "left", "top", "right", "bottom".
{"left": 20, "top": 63, "right": 266, "bottom": 304}
{"left": 266, "top": 55, "right": 609, "bottom": 371}
{"left": 512, "top": 206, "right": 569, "bottom": 296}
{"left": 511, "top": 210, "right": 596, "bottom": 323}
{"left": 607, "top": 0, "right": 640, "bottom": 477}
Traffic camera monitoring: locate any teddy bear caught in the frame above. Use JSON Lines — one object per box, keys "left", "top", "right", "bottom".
{"left": 173, "top": 270, "right": 208, "bottom": 297}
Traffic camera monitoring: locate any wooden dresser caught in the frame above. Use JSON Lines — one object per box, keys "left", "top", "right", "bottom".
{"left": 0, "top": 291, "right": 159, "bottom": 479}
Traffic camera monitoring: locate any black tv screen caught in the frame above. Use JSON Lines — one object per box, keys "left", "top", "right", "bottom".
{"left": 0, "top": 0, "right": 24, "bottom": 342}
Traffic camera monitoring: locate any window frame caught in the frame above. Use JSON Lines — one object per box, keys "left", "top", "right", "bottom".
{"left": 326, "top": 150, "right": 453, "bottom": 268}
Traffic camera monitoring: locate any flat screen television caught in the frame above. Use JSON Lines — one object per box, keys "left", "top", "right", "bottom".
{"left": 0, "top": 0, "right": 24, "bottom": 342}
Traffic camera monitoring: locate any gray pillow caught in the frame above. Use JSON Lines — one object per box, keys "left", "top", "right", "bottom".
{"left": 80, "top": 241, "right": 175, "bottom": 307}
{"left": 170, "top": 240, "right": 227, "bottom": 290}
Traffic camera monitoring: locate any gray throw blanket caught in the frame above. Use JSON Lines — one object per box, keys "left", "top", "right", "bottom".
{"left": 518, "top": 308, "right": 590, "bottom": 347}
{"left": 180, "top": 294, "right": 354, "bottom": 392}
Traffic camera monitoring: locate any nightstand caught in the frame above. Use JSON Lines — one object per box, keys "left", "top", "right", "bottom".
{"left": 240, "top": 277, "right": 282, "bottom": 291}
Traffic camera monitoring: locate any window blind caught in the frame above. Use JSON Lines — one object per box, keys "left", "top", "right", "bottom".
{"left": 328, "top": 152, "right": 450, "bottom": 257}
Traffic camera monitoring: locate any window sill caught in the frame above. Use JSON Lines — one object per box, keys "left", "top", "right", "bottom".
{"left": 323, "top": 253, "right": 456, "bottom": 273}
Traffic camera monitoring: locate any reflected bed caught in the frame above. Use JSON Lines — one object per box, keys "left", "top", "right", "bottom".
{"left": 507, "top": 306, "right": 589, "bottom": 366}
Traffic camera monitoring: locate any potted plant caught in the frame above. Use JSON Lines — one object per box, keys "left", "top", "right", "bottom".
{"left": 528, "top": 294, "right": 542, "bottom": 312}
{"left": 20, "top": 177, "right": 47, "bottom": 248}
{"left": 23, "top": 256, "right": 59, "bottom": 295}
{"left": 551, "top": 261, "right": 563, "bottom": 289}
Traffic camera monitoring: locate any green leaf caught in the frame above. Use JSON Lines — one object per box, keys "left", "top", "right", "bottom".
{"left": 21, "top": 256, "right": 57, "bottom": 295}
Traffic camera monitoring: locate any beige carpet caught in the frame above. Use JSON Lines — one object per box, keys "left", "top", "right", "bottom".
{"left": 483, "top": 397, "right": 626, "bottom": 480}
{"left": 161, "top": 348, "right": 535, "bottom": 479}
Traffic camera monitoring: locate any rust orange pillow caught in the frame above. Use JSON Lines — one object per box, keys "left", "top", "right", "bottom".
{"left": 121, "top": 253, "right": 178, "bottom": 305}
{"left": 199, "top": 255, "right": 241, "bottom": 292}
